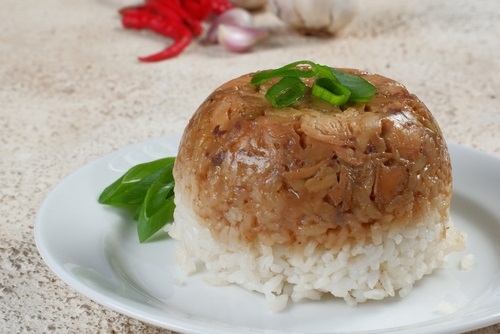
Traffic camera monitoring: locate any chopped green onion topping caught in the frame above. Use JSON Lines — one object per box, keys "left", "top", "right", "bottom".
{"left": 251, "top": 60, "right": 377, "bottom": 108}
{"left": 312, "top": 78, "right": 351, "bottom": 106}
{"left": 265, "top": 77, "right": 307, "bottom": 108}
{"left": 251, "top": 67, "right": 315, "bottom": 86}
{"left": 251, "top": 60, "right": 316, "bottom": 86}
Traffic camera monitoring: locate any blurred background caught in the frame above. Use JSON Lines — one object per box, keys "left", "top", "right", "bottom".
{"left": 1, "top": 0, "right": 499, "bottom": 333}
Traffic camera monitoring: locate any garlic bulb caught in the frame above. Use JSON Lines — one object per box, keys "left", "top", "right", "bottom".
{"left": 268, "top": 0, "right": 356, "bottom": 36}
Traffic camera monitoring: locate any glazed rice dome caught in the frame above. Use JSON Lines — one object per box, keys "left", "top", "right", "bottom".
{"left": 167, "top": 68, "right": 465, "bottom": 310}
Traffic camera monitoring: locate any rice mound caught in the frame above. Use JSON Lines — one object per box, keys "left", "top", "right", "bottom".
{"left": 167, "top": 68, "right": 466, "bottom": 311}
{"left": 167, "top": 193, "right": 464, "bottom": 311}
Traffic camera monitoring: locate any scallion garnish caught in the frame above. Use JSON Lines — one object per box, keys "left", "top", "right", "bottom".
{"left": 329, "top": 68, "right": 377, "bottom": 102}
{"left": 99, "top": 157, "right": 176, "bottom": 243}
{"left": 265, "top": 77, "right": 307, "bottom": 108}
{"left": 251, "top": 60, "right": 377, "bottom": 108}
{"left": 311, "top": 78, "right": 351, "bottom": 106}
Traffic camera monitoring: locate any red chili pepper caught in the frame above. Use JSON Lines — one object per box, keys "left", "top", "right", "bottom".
{"left": 145, "top": 0, "right": 202, "bottom": 37}
{"left": 139, "top": 33, "right": 191, "bottom": 62}
{"left": 118, "top": 0, "right": 237, "bottom": 62}
{"left": 180, "top": 0, "right": 212, "bottom": 21}
{"left": 210, "top": 0, "right": 234, "bottom": 15}
{"left": 119, "top": 4, "right": 150, "bottom": 16}
{"left": 121, "top": 10, "right": 192, "bottom": 62}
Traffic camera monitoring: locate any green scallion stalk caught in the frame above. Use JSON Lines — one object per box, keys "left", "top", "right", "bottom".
{"left": 137, "top": 166, "right": 175, "bottom": 243}
{"left": 98, "top": 157, "right": 174, "bottom": 206}
{"left": 99, "top": 157, "right": 176, "bottom": 243}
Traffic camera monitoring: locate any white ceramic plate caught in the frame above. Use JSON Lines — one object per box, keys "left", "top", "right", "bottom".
{"left": 35, "top": 134, "right": 500, "bottom": 334}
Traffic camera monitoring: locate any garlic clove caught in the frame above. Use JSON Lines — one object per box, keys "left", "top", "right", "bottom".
{"left": 296, "top": 0, "right": 333, "bottom": 29}
{"left": 268, "top": 0, "right": 356, "bottom": 36}
{"left": 217, "top": 24, "right": 268, "bottom": 52}
{"left": 204, "top": 8, "right": 253, "bottom": 43}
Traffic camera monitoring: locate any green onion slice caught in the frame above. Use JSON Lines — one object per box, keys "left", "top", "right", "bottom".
{"left": 312, "top": 78, "right": 351, "bottom": 106}
{"left": 330, "top": 68, "right": 377, "bottom": 102}
{"left": 314, "top": 64, "right": 337, "bottom": 81}
{"left": 251, "top": 60, "right": 320, "bottom": 86}
{"left": 265, "top": 77, "right": 307, "bottom": 108}
{"left": 251, "top": 67, "right": 315, "bottom": 86}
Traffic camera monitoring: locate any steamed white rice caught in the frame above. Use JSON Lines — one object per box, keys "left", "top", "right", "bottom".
{"left": 166, "top": 195, "right": 465, "bottom": 311}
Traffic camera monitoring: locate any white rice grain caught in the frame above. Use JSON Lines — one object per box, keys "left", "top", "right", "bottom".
{"left": 460, "top": 254, "right": 475, "bottom": 271}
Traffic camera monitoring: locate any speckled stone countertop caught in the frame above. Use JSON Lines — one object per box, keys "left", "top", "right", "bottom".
{"left": 1, "top": 0, "right": 499, "bottom": 333}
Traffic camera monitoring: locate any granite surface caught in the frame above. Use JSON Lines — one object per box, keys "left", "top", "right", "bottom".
{"left": 1, "top": 0, "right": 499, "bottom": 333}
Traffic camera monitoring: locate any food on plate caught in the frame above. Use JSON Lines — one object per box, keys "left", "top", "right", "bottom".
{"left": 167, "top": 60, "right": 465, "bottom": 310}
